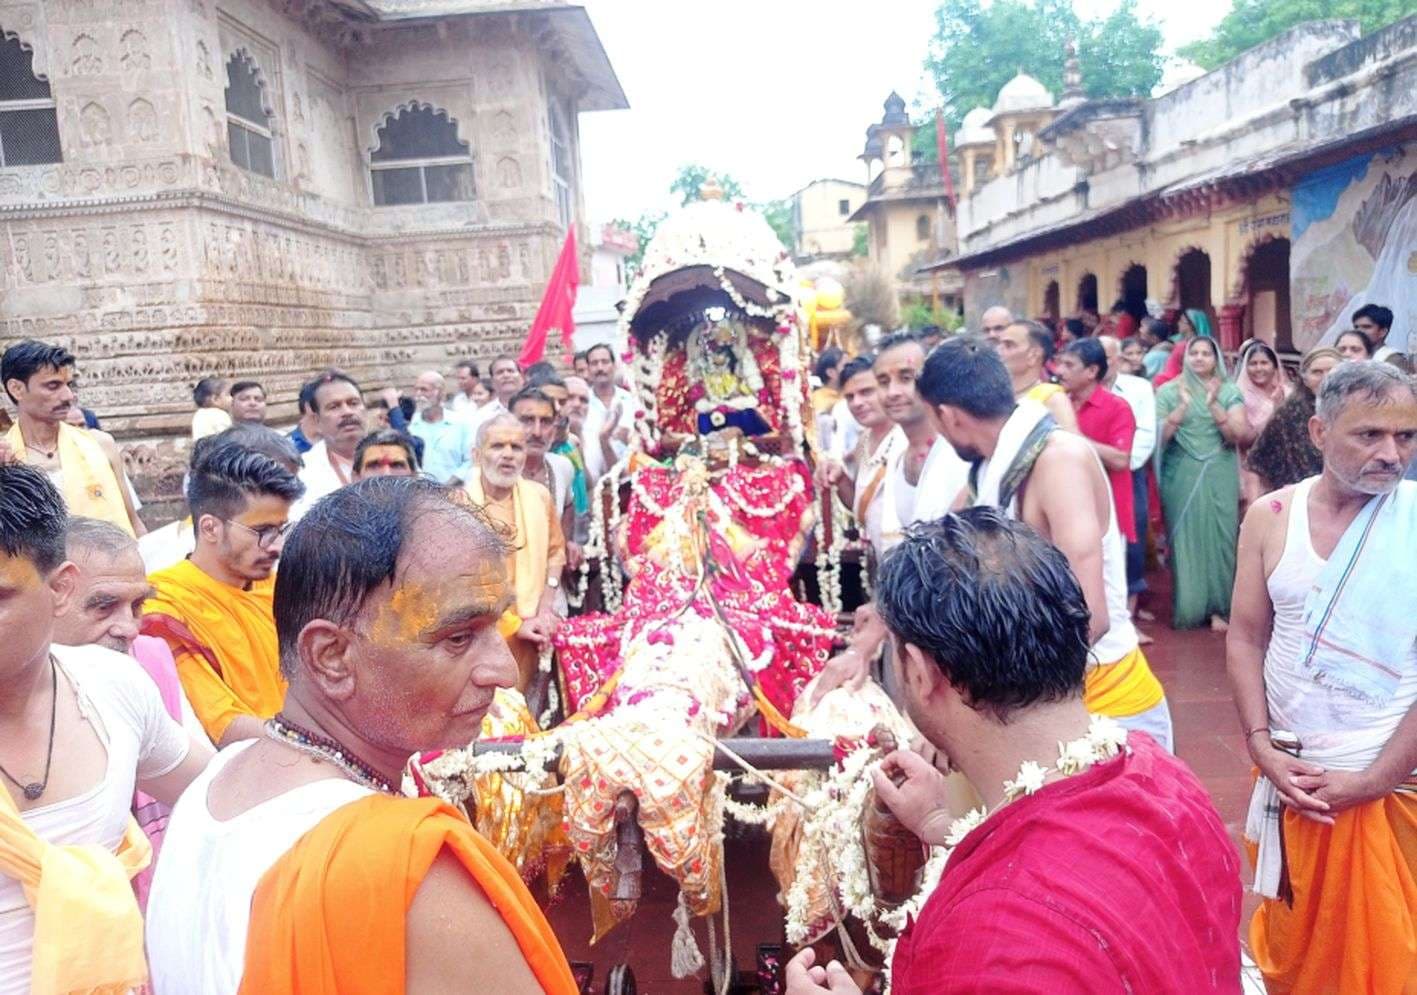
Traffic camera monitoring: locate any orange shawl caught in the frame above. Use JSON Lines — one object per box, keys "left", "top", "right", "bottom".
{"left": 237, "top": 794, "right": 575, "bottom": 994}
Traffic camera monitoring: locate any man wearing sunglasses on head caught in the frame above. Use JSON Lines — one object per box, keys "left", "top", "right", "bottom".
{"left": 143, "top": 443, "right": 304, "bottom": 746}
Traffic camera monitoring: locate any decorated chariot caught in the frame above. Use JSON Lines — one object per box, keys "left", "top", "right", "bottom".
{"left": 403, "top": 191, "right": 957, "bottom": 993}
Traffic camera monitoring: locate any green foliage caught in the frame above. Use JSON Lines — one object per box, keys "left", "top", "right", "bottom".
{"left": 924, "top": 0, "right": 1164, "bottom": 133}
{"left": 608, "top": 210, "right": 667, "bottom": 277}
{"left": 900, "top": 300, "right": 963, "bottom": 332}
{"left": 668, "top": 164, "right": 746, "bottom": 206}
{"left": 759, "top": 197, "right": 795, "bottom": 251}
{"left": 609, "top": 163, "right": 794, "bottom": 276}
{"left": 851, "top": 224, "right": 869, "bottom": 258}
{"left": 1179, "top": 0, "right": 1416, "bottom": 69}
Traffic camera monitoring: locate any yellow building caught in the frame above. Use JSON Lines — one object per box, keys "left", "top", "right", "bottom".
{"left": 932, "top": 20, "right": 1417, "bottom": 355}
{"left": 790, "top": 178, "right": 867, "bottom": 262}
{"left": 850, "top": 92, "right": 961, "bottom": 313}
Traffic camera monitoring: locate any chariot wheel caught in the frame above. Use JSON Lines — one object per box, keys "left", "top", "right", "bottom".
{"left": 606, "top": 963, "right": 637, "bottom": 995}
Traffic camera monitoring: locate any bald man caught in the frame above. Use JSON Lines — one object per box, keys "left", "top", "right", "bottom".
{"left": 981, "top": 306, "right": 1014, "bottom": 343}
{"left": 409, "top": 370, "right": 474, "bottom": 484}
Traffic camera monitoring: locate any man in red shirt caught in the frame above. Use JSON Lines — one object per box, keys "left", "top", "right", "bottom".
{"left": 786, "top": 509, "right": 1240, "bottom": 994}
{"left": 1056, "top": 337, "right": 1137, "bottom": 542}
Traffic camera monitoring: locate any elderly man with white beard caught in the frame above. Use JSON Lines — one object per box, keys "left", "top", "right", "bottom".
{"left": 458, "top": 413, "right": 565, "bottom": 691}
{"left": 1230, "top": 360, "right": 1417, "bottom": 993}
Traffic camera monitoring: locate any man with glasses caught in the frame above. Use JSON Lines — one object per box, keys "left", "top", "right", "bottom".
{"left": 142, "top": 442, "right": 304, "bottom": 746}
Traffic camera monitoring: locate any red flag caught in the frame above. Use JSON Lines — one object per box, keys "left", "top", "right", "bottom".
{"left": 518, "top": 227, "right": 580, "bottom": 367}
{"left": 935, "top": 111, "right": 957, "bottom": 208}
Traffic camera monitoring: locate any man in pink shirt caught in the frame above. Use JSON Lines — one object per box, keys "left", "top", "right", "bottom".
{"left": 787, "top": 509, "right": 1240, "bottom": 994}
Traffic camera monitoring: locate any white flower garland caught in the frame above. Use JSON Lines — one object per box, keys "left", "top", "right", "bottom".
{"left": 776, "top": 715, "right": 1131, "bottom": 961}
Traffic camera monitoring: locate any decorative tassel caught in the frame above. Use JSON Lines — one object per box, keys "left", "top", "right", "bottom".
{"left": 670, "top": 892, "right": 705, "bottom": 979}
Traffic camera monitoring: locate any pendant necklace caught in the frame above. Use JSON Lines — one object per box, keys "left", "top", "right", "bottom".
{"left": 21, "top": 431, "right": 58, "bottom": 460}
{"left": 0, "top": 657, "right": 58, "bottom": 802}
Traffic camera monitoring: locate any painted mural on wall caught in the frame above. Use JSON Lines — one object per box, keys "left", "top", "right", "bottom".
{"left": 1291, "top": 145, "right": 1415, "bottom": 352}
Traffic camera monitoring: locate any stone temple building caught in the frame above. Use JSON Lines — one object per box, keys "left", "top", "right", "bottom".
{"left": 931, "top": 17, "right": 1416, "bottom": 357}
{"left": 0, "top": 0, "right": 625, "bottom": 506}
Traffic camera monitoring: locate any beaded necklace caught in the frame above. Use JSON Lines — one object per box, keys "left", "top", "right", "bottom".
{"left": 265, "top": 714, "right": 397, "bottom": 795}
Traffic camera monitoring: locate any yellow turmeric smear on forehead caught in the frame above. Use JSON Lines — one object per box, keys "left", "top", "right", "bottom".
{"left": 0, "top": 555, "right": 42, "bottom": 589}
{"left": 373, "top": 559, "right": 509, "bottom": 645}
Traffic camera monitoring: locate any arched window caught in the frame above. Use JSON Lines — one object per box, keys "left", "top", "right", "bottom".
{"left": 548, "top": 99, "right": 572, "bottom": 227}
{"left": 225, "top": 52, "right": 274, "bottom": 177}
{"left": 0, "top": 34, "right": 61, "bottom": 166}
{"left": 916, "top": 214, "right": 931, "bottom": 242}
{"left": 370, "top": 104, "right": 473, "bottom": 206}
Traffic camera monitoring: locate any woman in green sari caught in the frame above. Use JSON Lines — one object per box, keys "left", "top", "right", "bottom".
{"left": 1156, "top": 336, "right": 1247, "bottom": 630}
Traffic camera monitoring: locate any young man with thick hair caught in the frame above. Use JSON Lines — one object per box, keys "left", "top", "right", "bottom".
{"left": 142, "top": 443, "right": 305, "bottom": 745}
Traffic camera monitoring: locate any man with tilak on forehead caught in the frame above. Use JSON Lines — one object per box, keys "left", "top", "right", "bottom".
{"left": 146, "top": 476, "right": 575, "bottom": 994}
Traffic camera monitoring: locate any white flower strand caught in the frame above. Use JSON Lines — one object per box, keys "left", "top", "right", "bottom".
{"left": 777, "top": 714, "right": 1131, "bottom": 958}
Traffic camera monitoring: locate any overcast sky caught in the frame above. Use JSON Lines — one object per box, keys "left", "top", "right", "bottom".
{"left": 577, "top": 0, "right": 1234, "bottom": 227}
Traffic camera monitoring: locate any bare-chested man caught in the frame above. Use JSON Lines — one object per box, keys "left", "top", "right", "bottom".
{"left": 921, "top": 334, "right": 1171, "bottom": 747}
{"left": 1229, "top": 361, "right": 1417, "bottom": 992}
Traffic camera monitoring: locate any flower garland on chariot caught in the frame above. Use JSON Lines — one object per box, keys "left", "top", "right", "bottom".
{"left": 403, "top": 195, "right": 864, "bottom": 976}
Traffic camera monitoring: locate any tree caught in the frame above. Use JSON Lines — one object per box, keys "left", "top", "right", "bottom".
{"left": 1179, "top": 0, "right": 1415, "bottom": 69}
{"left": 923, "top": 0, "right": 1164, "bottom": 134}
{"left": 759, "top": 197, "right": 795, "bottom": 251}
{"left": 608, "top": 209, "right": 667, "bottom": 278}
{"left": 851, "top": 224, "right": 869, "bottom": 258}
{"left": 669, "top": 164, "right": 746, "bottom": 206}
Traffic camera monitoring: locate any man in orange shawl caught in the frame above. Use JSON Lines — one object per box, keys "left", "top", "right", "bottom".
{"left": 147, "top": 476, "right": 575, "bottom": 994}
{"left": 460, "top": 412, "right": 565, "bottom": 692}
{"left": 143, "top": 441, "right": 305, "bottom": 745}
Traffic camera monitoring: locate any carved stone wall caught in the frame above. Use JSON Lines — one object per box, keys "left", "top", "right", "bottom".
{"left": 0, "top": 0, "right": 586, "bottom": 520}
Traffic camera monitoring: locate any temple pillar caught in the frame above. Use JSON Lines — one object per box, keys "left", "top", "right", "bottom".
{"left": 1218, "top": 303, "right": 1245, "bottom": 352}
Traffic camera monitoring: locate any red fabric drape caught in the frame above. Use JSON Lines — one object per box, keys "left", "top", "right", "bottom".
{"left": 518, "top": 228, "right": 580, "bottom": 367}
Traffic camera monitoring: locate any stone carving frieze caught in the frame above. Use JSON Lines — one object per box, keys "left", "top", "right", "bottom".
{"left": 1, "top": 218, "right": 181, "bottom": 287}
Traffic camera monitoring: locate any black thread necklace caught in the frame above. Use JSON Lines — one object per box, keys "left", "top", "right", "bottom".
{"left": 1, "top": 657, "right": 58, "bottom": 802}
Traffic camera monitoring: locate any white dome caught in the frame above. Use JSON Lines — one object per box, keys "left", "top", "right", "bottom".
{"left": 955, "top": 106, "right": 995, "bottom": 147}
{"left": 992, "top": 72, "right": 1055, "bottom": 115}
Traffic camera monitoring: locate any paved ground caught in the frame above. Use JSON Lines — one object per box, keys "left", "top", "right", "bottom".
{"left": 545, "top": 567, "right": 1264, "bottom": 992}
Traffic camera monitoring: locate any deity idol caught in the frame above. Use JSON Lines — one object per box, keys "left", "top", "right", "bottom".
{"left": 407, "top": 191, "right": 913, "bottom": 974}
